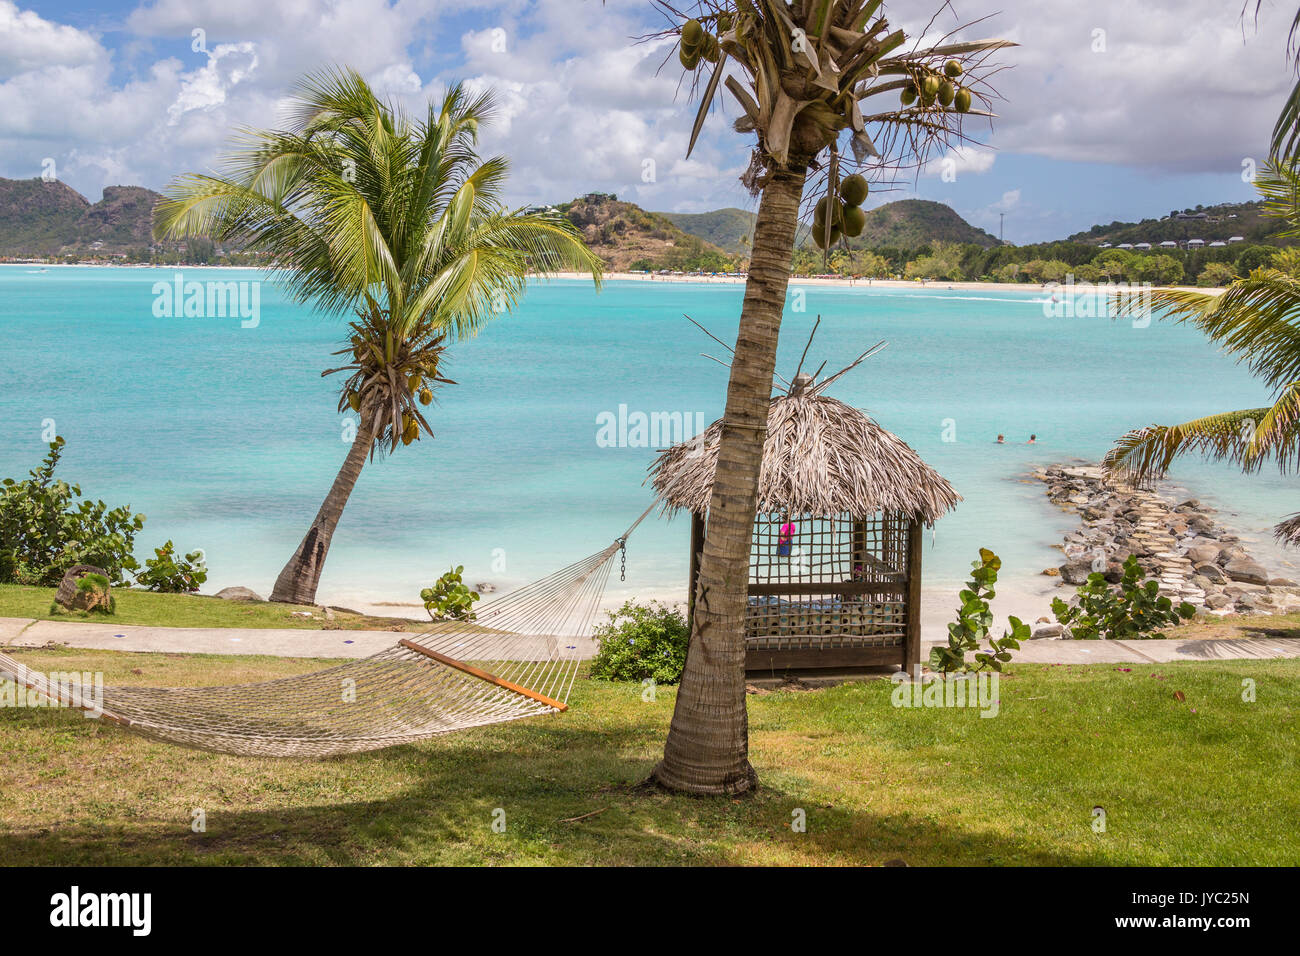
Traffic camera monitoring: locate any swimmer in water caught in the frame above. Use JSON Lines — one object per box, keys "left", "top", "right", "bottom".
{"left": 1027, "top": 434, "right": 1037, "bottom": 444}
{"left": 996, "top": 434, "right": 1005, "bottom": 443}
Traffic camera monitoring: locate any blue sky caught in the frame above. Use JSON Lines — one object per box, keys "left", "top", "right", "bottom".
{"left": 0, "top": 0, "right": 1291, "bottom": 243}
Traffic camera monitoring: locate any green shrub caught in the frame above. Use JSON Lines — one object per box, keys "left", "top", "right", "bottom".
{"left": 590, "top": 600, "right": 690, "bottom": 684}
{"left": 420, "top": 565, "right": 480, "bottom": 622}
{"left": 135, "top": 540, "right": 208, "bottom": 593}
{"left": 1051, "top": 554, "right": 1195, "bottom": 640}
{"left": 0, "top": 438, "right": 145, "bottom": 586}
{"left": 930, "top": 548, "right": 1027, "bottom": 674}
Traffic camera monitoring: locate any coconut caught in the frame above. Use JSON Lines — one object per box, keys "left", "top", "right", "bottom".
{"left": 407, "top": 373, "right": 421, "bottom": 391}
{"left": 681, "top": 19, "right": 705, "bottom": 53}
{"left": 900, "top": 85, "right": 917, "bottom": 107}
{"left": 812, "top": 212, "right": 842, "bottom": 247}
{"left": 701, "top": 33, "right": 720, "bottom": 63}
{"left": 944, "top": 59, "right": 963, "bottom": 78}
{"left": 814, "top": 196, "right": 845, "bottom": 227}
{"left": 922, "top": 74, "right": 940, "bottom": 98}
{"left": 347, "top": 392, "right": 361, "bottom": 412}
{"left": 954, "top": 88, "right": 972, "bottom": 113}
{"left": 938, "top": 80, "right": 955, "bottom": 108}
{"left": 679, "top": 45, "right": 701, "bottom": 70}
{"left": 419, "top": 387, "right": 433, "bottom": 406}
{"left": 839, "top": 174, "right": 869, "bottom": 207}
{"left": 843, "top": 205, "right": 866, "bottom": 238}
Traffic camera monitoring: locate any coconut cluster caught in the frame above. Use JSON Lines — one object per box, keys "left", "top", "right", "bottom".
{"left": 900, "top": 59, "right": 972, "bottom": 114}
{"left": 678, "top": 17, "right": 723, "bottom": 70}
{"left": 812, "top": 173, "right": 869, "bottom": 249}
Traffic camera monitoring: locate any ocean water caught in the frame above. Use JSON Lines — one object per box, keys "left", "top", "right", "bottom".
{"left": 1, "top": 265, "right": 1297, "bottom": 623}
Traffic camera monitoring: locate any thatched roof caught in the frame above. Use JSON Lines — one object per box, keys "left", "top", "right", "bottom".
{"left": 649, "top": 376, "right": 960, "bottom": 524}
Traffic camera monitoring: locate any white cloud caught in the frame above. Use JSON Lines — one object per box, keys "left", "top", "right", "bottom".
{"left": 167, "top": 42, "right": 258, "bottom": 123}
{"left": 0, "top": 0, "right": 1294, "bottom": 221}
{"left": 923, "top": 145, "right": 997, "bottom": 178}
{"left": 0, "top": 1, "right": 102, "bottom": 74}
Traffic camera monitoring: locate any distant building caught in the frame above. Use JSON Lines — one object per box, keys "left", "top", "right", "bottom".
{"left": 1229, "top": 236, "right": 1245, "bottom": 243}
{"left": 1117, "top": 243, "right": 1133, "bottom": 250}
{"left": 1135, "top": 242, "right": 1152, "bottom": 250}
{"left": 1187, "top": 239, "right": 1205, "bottom": 248}
{"left": 1159, "top": 240, "right": 1178, "bottom": 248}
{"left": 1176, "top": 212, "right": 1210, "bottom": 221}
{"left": 1098, "top": 242, "right": 1113, "bottom": 249}
{"left": 1208, "top": 241, "right": 1227, "bottom": 247}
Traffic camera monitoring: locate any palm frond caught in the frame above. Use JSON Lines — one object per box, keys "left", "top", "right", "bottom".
{"left": 155, "top": 65, "right": 600, "bottom": 453}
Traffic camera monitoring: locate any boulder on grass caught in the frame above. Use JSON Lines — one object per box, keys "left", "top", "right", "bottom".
{"left": 215, "top": 586, "right": 265, "bottom": 602}
{"left": 54, "top": 564, "right": 113, "bottom": 613}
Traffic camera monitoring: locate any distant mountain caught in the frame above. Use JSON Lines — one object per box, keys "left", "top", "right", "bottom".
{"left": 558, "top": 193, "right": 733, "bottom": 271}
{"left": 662, "top": 198, "right": 998, "bottom": 252}
{"left": 659, "top": 207, "right": 756, "bottom": 254}
{"left": 835, "top": 199, "right": 999, "bottom": 249}
{"left": 1067, "top": 200, "right": 1281, "bottom": 246}
{"left": 0, "top": 177, "right": 166, "bottom": 256}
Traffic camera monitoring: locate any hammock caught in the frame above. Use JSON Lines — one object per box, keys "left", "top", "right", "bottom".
{"left": 0, "top": 509, "right": 651, "bottom": 758}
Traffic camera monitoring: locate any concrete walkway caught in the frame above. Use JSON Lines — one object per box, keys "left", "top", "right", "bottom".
{"left": 2, "top": 616, "right": 1298, "bottom": 665}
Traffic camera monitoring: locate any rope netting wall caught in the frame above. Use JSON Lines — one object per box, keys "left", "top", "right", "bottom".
{"left": 746, "top": 511, "right": 910, "bottom": 651}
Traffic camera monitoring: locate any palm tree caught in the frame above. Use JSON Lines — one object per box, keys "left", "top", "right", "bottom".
{"left": 1104, "top": 159, "right": 1300, "bottom": 543}
{"left": 155, "top": 69, "right": 602, "bottom": 605}
{"left": 647, "top": 2, "right": 1011, "bottom": 794}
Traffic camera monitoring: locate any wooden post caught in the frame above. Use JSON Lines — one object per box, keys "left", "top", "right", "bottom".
{"left": 687, "top": 511, "right": 705, "bottom": 632}
{"left": 398, "top": 639, "right": 568, "bottom": 712}
{"left": 905, "top": 517, "right": 923, "bottom": 675}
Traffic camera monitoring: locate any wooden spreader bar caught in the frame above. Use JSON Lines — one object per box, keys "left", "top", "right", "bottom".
{"left": 398, "top": 640, "right": 569, "bottom": 712}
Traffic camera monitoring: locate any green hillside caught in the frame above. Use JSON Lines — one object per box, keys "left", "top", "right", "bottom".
{"left": 659, "top": 207, "right": 756, "bottom": 254}
{"left": 0, "top": 178, "right": 91, "bottom": 255}
{"left": 835, "top": 198, "right": 999, "bottom": 249}
{"left": 1068, "top": 200, "right": 1279, "bottom": 246}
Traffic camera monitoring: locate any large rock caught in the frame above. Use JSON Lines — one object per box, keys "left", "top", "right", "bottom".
{"left": 1194, "top": 563, "right": 1227, "bottom": 585}
{"left": 1205, "top": 592, "right": 1233, "bottom": 609}
{"left": 215, "top": 586, "right": 265, "bottom": 602}
{"left": 1059, "top": 559, "right": 1096, "bottom": 585}
{"left": 1030, "top": 623, "right": 1066, "bottom": 639}
{"left": 1187, "top": 543, "right": 1221, "bottom": 566}
{"left": 1224, "top": 558, "right": 1270, "bottom": 586}
{"left": 54, "top": 564, "right": 113, "bottom": 613}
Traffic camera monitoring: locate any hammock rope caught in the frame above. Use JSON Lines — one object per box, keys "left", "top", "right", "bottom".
{"left": 0, "top": 506, "right": 654, "bottom": 758}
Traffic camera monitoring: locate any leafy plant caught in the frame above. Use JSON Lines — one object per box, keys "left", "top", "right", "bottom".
{"left": 1051, "top": 554, "right": 1196, "bottom": 640}
{"left": 0, "top": 438, "right": 145, "bottom": 586}
{"left": 930, "top": 549, "right": 1028, "bottom": 674}
{"left": 135, "top": 540, "right": 207, "bottom": 593}
{"left": 590, "top": 600, "right": 690, "bottom": 685}
{"left": 420, "top": 566, "right": 480, "bottom": 622}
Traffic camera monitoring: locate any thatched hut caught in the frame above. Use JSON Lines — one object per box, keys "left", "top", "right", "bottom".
{"left": 650, "top": 372, "right": 960, "bottom": 675}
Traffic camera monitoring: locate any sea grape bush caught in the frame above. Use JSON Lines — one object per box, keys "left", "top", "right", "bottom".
{"left": 590, "top": 600, "right": 690, "bottom": 685}
{"left": 135, "top": 540, "right": 208, "bottom": 593}
{"left": 420, "top": 566, "right": 480, "bottom": 622}
{"left": 0, "top": 438, "right": 145, "bottom": 586}
{"left": 1052, "top": 554, "right": 1195, "bottom": 640}
{"left": 931, "top": 548, "right": 1028, "bottom": 674}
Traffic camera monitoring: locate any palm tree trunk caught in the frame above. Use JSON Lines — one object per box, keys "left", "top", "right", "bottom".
{"left": 269, "top": 423, "right": 373, "bottom": 605}
{"left": 652, "top": 162, "right": 808, "bottom": 795}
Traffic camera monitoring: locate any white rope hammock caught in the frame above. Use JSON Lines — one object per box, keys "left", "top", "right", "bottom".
{"left": 0, "top": 509, "right": 652, "bottom": 758}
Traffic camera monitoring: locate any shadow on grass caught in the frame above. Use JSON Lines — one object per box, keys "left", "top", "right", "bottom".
{"left": 0, "top": 712, "right": 1096, "bottom": 867}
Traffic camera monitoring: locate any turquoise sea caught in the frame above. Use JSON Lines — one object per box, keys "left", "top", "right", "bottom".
{"left": 2, "top": 265, "right": 1297, "bottom": 619}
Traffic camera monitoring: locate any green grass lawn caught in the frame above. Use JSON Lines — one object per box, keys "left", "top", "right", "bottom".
{"left": 1, "top": 646, "right": 1296, "bottom": 866}
{"left": 0, "top": 583, "right": 429, "bottom": 632}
